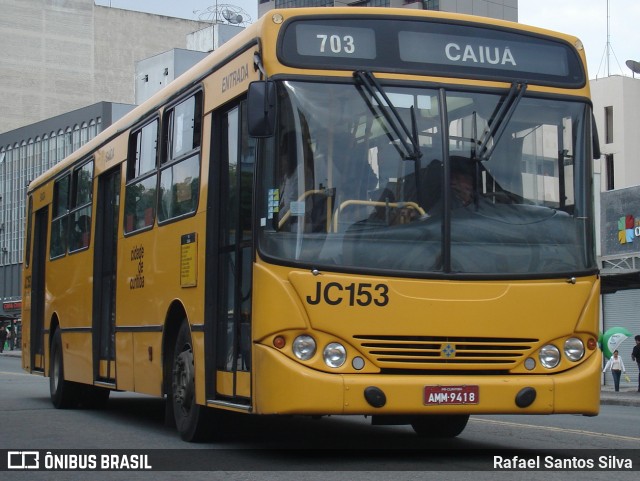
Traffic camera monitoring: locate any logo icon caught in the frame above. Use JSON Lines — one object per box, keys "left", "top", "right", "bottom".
{"left": 442, "top": 343, "right": 456, "bottom": 358}
{"left": 618, "top": 215, "right": 635, "bottom": 244}
{"left": 7, "top": 451, "right": 39, "bottom": 470}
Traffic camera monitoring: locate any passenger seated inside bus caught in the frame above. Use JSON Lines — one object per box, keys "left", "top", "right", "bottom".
{"left": 420, "top": 155, "right": 479, "bottom": 215}
{"left": 450, "top": 157, "right": 475, "bottom": 208}
{"left": 277, "top": 129, "right": 323, "bottom": 232}
{"left": 277, "top": 130, "right": 377, "bottom": 233}
{"left": 72, "top": 214, "right": 91, "bottom": 250}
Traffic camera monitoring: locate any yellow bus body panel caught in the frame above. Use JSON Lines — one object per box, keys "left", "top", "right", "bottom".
{"left": 252, "top": 261, "right": 600, "bottom": 415}
{"left": 115, "top": 209, "right": 207, "bottom": 396}
{"left": 47, "top": 250, "right": 95, "bottom": 385}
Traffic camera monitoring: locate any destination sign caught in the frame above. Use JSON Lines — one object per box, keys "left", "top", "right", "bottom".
{"left": 398, "top": 29, "right": 569, "bottom": 77}
{"left": 279, "top": 17, "right": 585, "bottom": 87}
{"left": 295, "top": 24, "right": 376, "bottom": 59}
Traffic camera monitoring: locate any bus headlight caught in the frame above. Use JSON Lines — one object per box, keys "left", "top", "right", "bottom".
{"left": 292, "top": 335, "right": 316, "bottom": 361}
{"left": 539, "top": 344, "right": 560, "bottom": 369}
{"left": 323, "top": 343, "right": 346, "bottom": 368}
{"left": 564, "top": 337, "right": 584, "bottom": 361}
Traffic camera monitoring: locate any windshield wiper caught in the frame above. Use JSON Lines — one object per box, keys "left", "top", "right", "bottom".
{"left": 354, "top": 70, "right": 422, "bottom": 161}
{"left": 477, "top": 81, "right": 527, "bottom": 161}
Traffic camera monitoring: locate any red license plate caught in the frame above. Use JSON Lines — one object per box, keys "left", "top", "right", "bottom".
{"left": 423, "top": 385, "right": 479, "bottom": 405}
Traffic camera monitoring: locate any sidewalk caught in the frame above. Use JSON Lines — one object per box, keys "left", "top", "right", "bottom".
{"left": 0, "top": 348, "right": 20, "bottom": 359}
{"left": 2, "top": 348, "right": 638, "bottom": 406}
{"left": 599, "top": 384, "right": 640, "bottom": 407}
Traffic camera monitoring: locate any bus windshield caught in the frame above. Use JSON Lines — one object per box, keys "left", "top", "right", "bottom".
{"left": 257, "top": 80, "right": 595, "bottom": 277}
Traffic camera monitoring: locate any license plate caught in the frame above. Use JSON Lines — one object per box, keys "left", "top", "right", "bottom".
{"left": 423, "top": 385, "right": 479, "bottom": 405}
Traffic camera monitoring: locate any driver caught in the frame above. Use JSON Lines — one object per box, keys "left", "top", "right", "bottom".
{"left": 450, "top": 156, "right": 476, "bottom": 208}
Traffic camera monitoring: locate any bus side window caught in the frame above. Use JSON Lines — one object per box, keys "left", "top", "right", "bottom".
{"left": 69, "top": 160, "right": 93, "bottom": 252}
{"left": 158, "top": 92, "right": 202, "bottom": 222}
{"left": 125, "top": 119, "right": 158, "bottom": 233}
{"left": 50, "top": 174, "right": 70, "bottom": 259}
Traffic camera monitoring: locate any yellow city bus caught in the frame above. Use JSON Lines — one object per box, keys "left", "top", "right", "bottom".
{"left": 21, "top": 7, "right": 602, "bottom": 441}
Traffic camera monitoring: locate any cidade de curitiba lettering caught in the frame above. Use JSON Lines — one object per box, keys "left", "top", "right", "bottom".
{"left": 221, "top": 64, "right": 249, "bottom": 93}
{"left": 445, "top": 43, "right": 516, "bottom": 66}
{"left": 130, "top": 244, "right": 145, "bottom": 290}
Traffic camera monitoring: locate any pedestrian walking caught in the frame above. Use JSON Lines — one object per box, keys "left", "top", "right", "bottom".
{"left": 603, "top": 350, "right": 626, "bottom": 392}
{"left": 0, "top": 325, "right": 7, "bottom": 353}
{"left": 6, "top": 325, "right": 14, "bottom": 350}
{"left": 632, "top": 335, "right": 640, "bottom": 392}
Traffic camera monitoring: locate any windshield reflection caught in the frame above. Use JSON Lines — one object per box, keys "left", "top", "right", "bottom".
{"left": 258, "top": 80, "right": 595, "bottom": 277}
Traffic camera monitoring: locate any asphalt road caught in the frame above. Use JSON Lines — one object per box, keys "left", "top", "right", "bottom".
{"left": 1, "top": 355, "right": 638, "bottom": 481}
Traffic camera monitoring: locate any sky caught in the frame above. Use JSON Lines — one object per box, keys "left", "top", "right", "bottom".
{"left": 93, "top": 0, "right": 639, "bottom": 79}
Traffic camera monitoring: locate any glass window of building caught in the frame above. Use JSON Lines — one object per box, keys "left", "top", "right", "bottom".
{"left": 80, "top": 122, "right": 88, "bottom": 146}
{"left": 73, "top": 124, "right": 81, "bottom": 151}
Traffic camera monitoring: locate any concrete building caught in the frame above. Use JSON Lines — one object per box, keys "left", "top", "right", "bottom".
{"left": 0, "top": 0, "right": 208, "bottom": 134}
{"left": 592, "top": 76, "right": 640, "bottom": 192}
{"left": 136, "top": 24, "right": 244, "bottom": 105}
{"left": 134, "top": 49, "right": 209, "bottom": 105}
{"left": 591, "top": 75, "right": 640, "bottom": 387}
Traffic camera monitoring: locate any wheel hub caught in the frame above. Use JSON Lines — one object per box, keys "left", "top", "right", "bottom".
{"left": 173, "top": 349, "right": 194, "bottom": 413}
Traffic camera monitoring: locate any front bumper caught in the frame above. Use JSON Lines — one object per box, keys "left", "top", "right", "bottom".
{"left": 253, "top": 344, "right": 601, "bottom": 416}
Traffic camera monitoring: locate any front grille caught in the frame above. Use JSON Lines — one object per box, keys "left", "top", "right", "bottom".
{"left": 353, "top": 335, "right": 538, "bottom": 369}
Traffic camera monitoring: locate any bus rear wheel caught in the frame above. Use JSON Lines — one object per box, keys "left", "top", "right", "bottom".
{"left": 49, "top": 328, "right": 80, "bottom": 409}
{"left": 411, "top": 414, "right": 469, "bottom": 438}
{"left": 171, "top": 322, "right": 211, "bottom": 442}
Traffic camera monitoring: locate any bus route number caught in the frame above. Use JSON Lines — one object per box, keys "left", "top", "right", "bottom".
{"left": 316, "top": 34, "right": 355, "bottom": 55}
{"left": 306, "top": 281, "right": 389, "bottom": 307}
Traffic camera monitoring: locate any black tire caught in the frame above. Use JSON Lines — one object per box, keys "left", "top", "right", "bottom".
{"left": 171, "top": 321, "right": 212, "bottom": 442}
{"left": 411, "top": 414, "right": 470, "bottom": 438}
{"left": 49, "top": 328, "right": 80, "bottom": 409}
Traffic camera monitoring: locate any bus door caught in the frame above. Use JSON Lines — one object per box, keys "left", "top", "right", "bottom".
{"left": 92, "top": 167, "right": 120, "bottom": 383}
{"left": 30, "top": 207, "right": 48, "bottom": 373}
{"left": 210, "top": 102, "right": 255, "bottom": 402}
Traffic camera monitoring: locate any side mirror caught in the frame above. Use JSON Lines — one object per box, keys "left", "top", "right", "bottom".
{"left": 247, "top": 81, "right": 276, "bottom": 138}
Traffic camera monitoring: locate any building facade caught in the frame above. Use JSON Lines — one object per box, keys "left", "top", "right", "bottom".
{"left": 0, "top": 0, "right": 208, "bottom": 134}
{"left": 0, "top": 102, "right": 135, "bottom": 322}
{"left": 135, "top": 24, "right": 244, "bottom": 105}
{"left": 591, "top": 75, "right": 640, "bottom": 387}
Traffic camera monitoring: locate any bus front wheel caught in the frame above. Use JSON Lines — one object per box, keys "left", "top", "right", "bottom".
{"left": 49, "top": 328, "right": 80, "bottom": 409}
{"left": 171, "top": 322, "right": 211, "bottom": 442}
{"left": 411, "top": 414, "right": 470, "bottom": 438}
